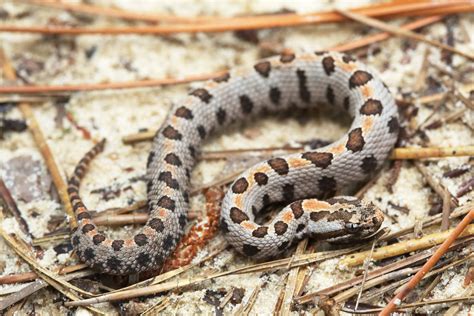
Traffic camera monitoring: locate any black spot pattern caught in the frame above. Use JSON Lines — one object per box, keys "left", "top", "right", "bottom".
{"left": 77, "top": 212, "right": 91, "bottom": 220}
{"left": 269, "top": 87, "right": 281, "bottom": 105}
{"left": 274, "top": 221, "right": 288, "bottom": 235}
{"left": 361, "top": 155, "right": 378, "bottom": 174}
{"left": 112, "top": 240, "right": 124, "bottom": 251}
{"left": 230, "top": 207, "right": 249, "bottom": 224}
{"left": 242, "top": 244, "right": 260, "bottom": 256}
{"left": 291, "top": 201, "right": 304, "bottom": 219}
{"left": 318, "top": 176, "right": 337, "bottom": 196}
{"left": 147, "top": 151, "right": 155, "bottom": 168}
{"left": 252, "top": 226, "right": 268, "bottom": 238}
{"left": 190, "top": 88, "right": 213, "bottom": 103}
{"left": 157, "top": 196, "right": 176, "bottom": 211}
{"left": 84, "top": 248, "right": 95, "bottom": 260}
{"left": 158, "top": 171, "right": 180, "bottom": 190}
{"left": 134, "top": 234, "right": 148, "bottom": 246}
{"left": 164, "top": 153, "right": 182, "bottom": 166}
{"left": 216, "top": 108, "right": 226, "bottom": 125}
{"left": 388, "top": 116, "right": 399, "bottom": 133}
{"left": 149, "top": 218, "right": 164, "bottom": 232}
{"left": 197, "top": 125, "right": 206, "bottom": 139}
{"left": 137, "top": 252, "right": 150, "bottom": 266}
{"left": 232, "top": 177, "right": 249, "bottom": 194}
{"left": 82, "top": 224, "right": 95, "bottom": 234}
{"left": 268, "top": 158, "right": 289, "bottom": 175}
{"left": 163, "top": 234, "right": 175, "bottom": 250}
{"left": 92, "top": 234, "right": 106, "bottom": 245}
{"left": 282, "top": 184, "right": 294, "bottom": 201}
{"left": 107, "top": 257, "right": 121, "bottom": 271}
{"left": 162, "top": 125, "right": 182, "bottom": 140}
{"left": 239, "top": 95, "right": 254, "bottom": 114}
{"left": 346, "top": 128, "right": 365, "bottom": 152}
{"left": 301, "top": 152, "right": 333, "bottom": 169}
{"left": 296, "top": 69, "right": 311, "bottom": 103}
{"left": 322, "top": 56, "right": 335, "bottom": 76}
{"left": 175, "top": 106, "right": 193, "bottom": 120}
{"left": 254, "top": 172, "right": 268, "bottom": 186}
{"left": 254, "top": 61, "right": 271, "bottom": 77}
{"left": 326, "top": 85, "right": 335, "bottom": 105}
{"left": 360, "top": 99, "right": 383, "bottom": 116}
{"left": 213, "top": 72, "right": 230, "bottom": 82}
{"left": 349, "top": 71, "right": 373, "bottom": 89}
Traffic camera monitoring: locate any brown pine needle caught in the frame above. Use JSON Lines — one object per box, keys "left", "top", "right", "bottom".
{"left": 336, "top": 8, "right": 474, "bottom": 60}
{"left": 330, "top": 15, "right": 443, "bottom": 52}
{"left": 0, "top": 16, "right": 458, "bottom": 95}
{"left": 2, "top": 1, "right": 472, "bottom": 36}
{"left": 0, "top": 70, "right": 225, "bottom": 94}
{"left": 22, "top": 0, "right": 444, "bottom": 25}
{"left": 23, "top": 0, "right": 203, "bottom": 24}
{"left": 381, "top": 205, "right": 474, "bottom": 315}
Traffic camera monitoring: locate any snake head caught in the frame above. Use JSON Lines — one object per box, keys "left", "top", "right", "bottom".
{"left": 323, "top": 196, "right": 384, "bottom": 244}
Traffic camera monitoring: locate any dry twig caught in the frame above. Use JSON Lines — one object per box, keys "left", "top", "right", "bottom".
{"left": 381, "top": 205, "right": 474, "bottom": 315}
{"left": 336, "top": 8, "right": 474, "bottom": 60}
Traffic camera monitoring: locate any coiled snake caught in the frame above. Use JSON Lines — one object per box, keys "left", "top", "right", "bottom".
{"left": 68, "top": 51, "right": 399, "bottom": 274}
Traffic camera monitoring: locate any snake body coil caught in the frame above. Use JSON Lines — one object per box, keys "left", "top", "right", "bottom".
{"left": 68, "top": 52, "right": 399, "bottom": 274}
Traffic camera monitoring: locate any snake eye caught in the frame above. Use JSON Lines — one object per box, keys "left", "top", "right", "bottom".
{"left": 345, "top": 222, "right": 361, "bottom": 233}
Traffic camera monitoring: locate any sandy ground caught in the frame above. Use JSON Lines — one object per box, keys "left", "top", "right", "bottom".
{"left": 0, "top": 1, "right": 473, "bottom": 315}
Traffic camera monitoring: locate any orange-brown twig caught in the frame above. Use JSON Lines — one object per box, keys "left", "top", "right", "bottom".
{"left": 23, "top": 0, "right": 204, "bottom": 24}
{"left": 1, "top": 1, "right": 471, "bottom": 35}
{"left": 380, "top": 206, "right": 474, "bottom": 315}
{"left": 330, "top": 15, "right": 443, "bottom": 52}
{"left": 0, "top": 70, "right": 225, "bottom": 94}
{"left": 22, "top": 0, "right": 428, "bottom": 24}
{"left": 337, "top": 8, "right": 474, "bottom": 60}
{"left": 0, "top": 15, "right": 444, "bottom": 95}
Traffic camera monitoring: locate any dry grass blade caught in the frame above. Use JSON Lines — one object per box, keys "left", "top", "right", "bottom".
{"left": 0, "top": 211, "right": 102, "bottom": 314}
{"left": 0, "top": 270, "right": 95, "bottom": 310}
{"left": 341, "top": 223, "right": 474, "bottom": 267}
{"left": 140, "top": 297, "right": 171, "bottom": 315}
{"left": 280, "top": 239, "right": 308, "bottom": 316}
{"left": 65, "top": 246, "right": 360, "bottom": 306}
{"left": 0, "top": 48, "right": 76, "bottom": 228}
{"left": 236, "top": 285, "right": 261, "bottom": 316}
{"left": 337, "top": 8, "right": 474, "bottom": 60}
{"left": 415, "top": 161, "right": 457, "bottom": 208}
{"left": 330, "top": 15, "right": 443, "bottom": 52}
{"left": 381, "top": 206, "right": 474, "bottom": 315}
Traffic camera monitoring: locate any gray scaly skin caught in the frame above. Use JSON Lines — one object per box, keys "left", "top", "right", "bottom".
{"left": 68, "top": 51, "right": 399, "bottom": 274}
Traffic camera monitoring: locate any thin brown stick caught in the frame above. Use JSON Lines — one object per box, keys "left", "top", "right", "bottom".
{"left": 0, "top": 16, "right": 464, "bottom": 95}
{"left": 330, "top": 15, "right": 443, "bottom": 52}
{"left": 380, "top": 207, "right": 474, "bottom": 315}
{"left": 2, "top": 1, "right": 471, "bottom": 36}
{"left": 415, "top": 161, "right": 457, "bottom": 208}
{"left": 0, "top": 48, "right": 76, "bottom": 228}
{"left": 0, "top": 179, "right": 31, "bottom": 237}
{"left": 0, "top": 70, "right": 225, "bottom": 94}
{"left": 336, "top": 8, "right": 474, "bottom": 60}
{"left": 23, "top": 0, "right": 203, "bottom": 24}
